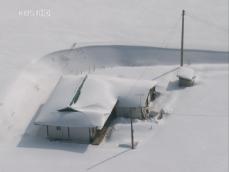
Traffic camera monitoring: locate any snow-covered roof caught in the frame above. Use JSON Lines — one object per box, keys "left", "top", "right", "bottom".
{"left": 34, "top": 74, "right": 156, "bottom": 128}
{"left": 100, "top": 76, "right": 156, "bottom": 107}
{"left": 177, "top": 67, "right": 195, "bottom": 80}
{"left": 34, "top": 75, "right": 117, "bottom": 129}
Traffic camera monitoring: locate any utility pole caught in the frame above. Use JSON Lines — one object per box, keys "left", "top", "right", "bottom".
{"left": 130, "top": 116, "right": 134, "bottom": 149}
{"left": 180, "top": 9, "right": 185, "bottom": 66}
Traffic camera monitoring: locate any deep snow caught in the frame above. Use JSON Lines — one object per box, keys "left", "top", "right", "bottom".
{"left": 0, "top": 0, "right": 228, "bottom": 101}
{"left": 0, "top": 0, "right": 228, "bottom": 172}
{"left": 0, "top": 61, "right": 228, "bottom": 172}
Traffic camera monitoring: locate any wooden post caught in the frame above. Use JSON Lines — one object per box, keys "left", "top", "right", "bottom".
{"left": 68, "top": 127, "right": 70, "bottom": 139}
{"left": 180, "top": 10, "right": 185, "bottom": 66}
{"left": 46, "top": 125, "right": 49, "bottom": 137}
{"left": 130, "top": 116, "right": 134, "bottom": 149}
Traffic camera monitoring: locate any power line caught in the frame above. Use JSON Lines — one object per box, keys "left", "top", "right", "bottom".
{"left": 152, "top": 67, "right": 179, "bottom": 80}
{"left": 186, "top": 12, "right": 228, "bottom": 33}
{"left": 132, "top": 14, "right": 185, "bottom": 85}
{"left": 170, "top": 113, "right": 228, "bottom": 117}
{"left": 161, "top": 16, "right": 181, "bottom": 48}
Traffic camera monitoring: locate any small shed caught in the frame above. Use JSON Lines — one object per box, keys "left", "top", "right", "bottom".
{"left": 177, "top": 67, "right": 196, "bottom": 87}
{"left": 103, "top": 77, "right": 157, "bottom": 119}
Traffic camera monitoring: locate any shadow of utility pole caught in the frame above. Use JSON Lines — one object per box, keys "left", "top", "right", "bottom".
{"left": 87, "top": 149, "right": 131, "bottom": 171}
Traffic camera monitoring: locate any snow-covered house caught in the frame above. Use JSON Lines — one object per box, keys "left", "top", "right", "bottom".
{"left": 34, "top": 74, "right": 157, "bottom": 143}
{"left": 34, "top": 75, "right": 118, "bottom": 143}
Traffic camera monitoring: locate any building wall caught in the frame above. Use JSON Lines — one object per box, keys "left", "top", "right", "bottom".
{"left": 116, "top": 107, "right": 144, "bottom": 119}
{"left": 69, "top": 127, "right": 91, "bottom": 143}
{"left": 179, "top": 77, "right": 194, "bottom": 87}
{"left": 47, "top": 126, "right": 69, "bottom": 140}
{"left": 45, "top": 125, "right": 94, "bottom": 143}
{"left": 116, "top": 87, "right": 156, "bottom": 119}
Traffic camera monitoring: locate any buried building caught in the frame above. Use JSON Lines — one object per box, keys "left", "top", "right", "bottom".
{"left": 177, "top": 66, "right": 196, "bottom": 87}
{"left": 34, "top": 74, "right": 157, "bottom": 144}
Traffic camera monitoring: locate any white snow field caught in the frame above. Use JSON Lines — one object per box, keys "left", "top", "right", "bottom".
{"left": 0, "top": 55, "right": 228, "bottom": 172}
{"left": 0, "top": 0, "right": 228, "bottom": 172}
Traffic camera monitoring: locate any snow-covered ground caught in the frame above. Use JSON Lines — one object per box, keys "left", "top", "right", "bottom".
{"left": 0, "top": 62, "right": 228, "bottom": 172}
{"left": 0, "top": 0, "right": 228, "bottom": 100}
{"left": 0, "top": 0, "right": 228, "bottom": 172}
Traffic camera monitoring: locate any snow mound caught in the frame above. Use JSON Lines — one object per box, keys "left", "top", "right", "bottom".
{"left": 177, "top": 66, "right": 195, "bottom": 80}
